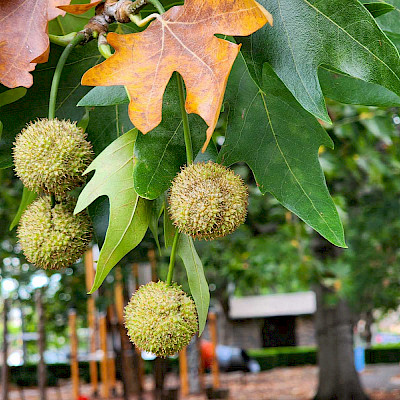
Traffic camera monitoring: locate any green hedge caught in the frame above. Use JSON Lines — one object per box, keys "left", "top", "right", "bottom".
{"left": 366, "top": 343, "right": 400, "bottom": 364}
{"left": 9, "top": 362, "right": 91, "bottom": 387}
{"left": 6, "top": 344, "right": 400, "bottom": 387}
{"left": 248, "top": 346, "right": 317, "bottom": 370}
{"left": 248, "top": 344, "right": 400, "bottom": 370}
{"left": 7, "top": 358, "right": 179, "bottom": 387}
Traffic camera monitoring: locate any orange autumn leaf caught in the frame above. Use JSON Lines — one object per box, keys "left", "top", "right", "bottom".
{"left": 58, "top": 0, "right": 102, "bottom": 15}
{"left": 82, "top": 0, "right": 273, "bottom": 150}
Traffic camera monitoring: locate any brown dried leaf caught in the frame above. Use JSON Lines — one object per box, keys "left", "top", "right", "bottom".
{"left": 0, "top": 0, "right": 50, "bottom": 88}
{"left": 82, "top": 0, "right": 272, "bottom": 150}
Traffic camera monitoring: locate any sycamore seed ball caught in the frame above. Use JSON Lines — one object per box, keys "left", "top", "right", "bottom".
{"left": 169, "top": 161, "right": 248, "bottom": 240}
{"left": 124, "top": 281, "right": 198, "bottom": 357}
{"left": 17, "top": 196, "right": 92, "bottom": 270}
{"left": 13, "top": 118, "right": 93, "bottom": 194}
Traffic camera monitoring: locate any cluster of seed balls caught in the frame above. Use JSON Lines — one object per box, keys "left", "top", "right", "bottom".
{"left": 15, "top": 118, "right": 249, "bottom": 358}
{"left": 13, "top": 118, "right": 93, "bottom": 270}
{"left": 124, "top": 161, "right": 248, "bottom": 357}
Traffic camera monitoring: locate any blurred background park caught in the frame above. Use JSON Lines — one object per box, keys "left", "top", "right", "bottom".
{"left": 1, "top": 100, "right": 400, "bottom": 399}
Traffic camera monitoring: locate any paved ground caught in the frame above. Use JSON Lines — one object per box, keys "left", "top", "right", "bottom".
{"left": 5, "top": 364, "right": 400, "bottom": 400}
{"left": 361, "top": 364, "right": 400, "bottom": 391}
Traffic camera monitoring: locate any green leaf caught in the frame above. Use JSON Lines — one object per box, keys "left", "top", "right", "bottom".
{"left": 78, "top": 86, "right": 129, "bottom": 107}
{"left": 319, "top": 67, "right": 400, "bottom": 106}
{"left": 149, "top": 197, "right": 164, "bottom": 253}
{"left": 376, "top": 0, "right": 400, "bottom": 34}
{"left": 376, "top": 0, "right": 400, "bottom": 51}
{"left": 219, "top": 56, "right": 346, "bottom": 248}
{"left": 86, "top": 104, "right": 133, "bottom": 156}
{"left": 177, "top": 234, "right": 210, "bottom": 335}
{"left": 164, "top": 199, "right": 176, "bottom": 248}
{"left": 77, "top": 108, "right": 90, "bottom": 132}
{"left": 363, "top": 2, "right": 395, "bottom": 17}
{"left": 74, "top": 129, "right": 151, "bottom": 293}
{"left": 0, "top": 42, "right": 102, "bottom": 169}
{"left": 78, "top": 85, "right": 133, "bottom": 156}
{"left": 9, "top": 187, "right": 38, "bottom": 231}
{"left": 0, "top": 88, "right": 27, "bottom": 169}
{"left": 133, "top": 76, "right": 208, "bottom": 200}
{"left": 88, "top": 197, "right": 110, "bottom": 247}
{"left": 0, "top": 88, "right": 27, "bottom": 108}
{"left": 386, "top": 31, "right": 400, "bottom": 52}
{"left": 239, "top": 0, "right": 400, "bottom": 122}
{"left": 195, "top": 141, "right": 219, "bottom": 163}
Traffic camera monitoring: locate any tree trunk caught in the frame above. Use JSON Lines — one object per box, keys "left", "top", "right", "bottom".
{"left": 36, "top": 290, "right": 47, "bottom": 400}
{"left": 20, "top": 306, "right": 28, "bottom": 364}
{"left": 187, "top": 335, "right": 201, "bottom": 394}
{"left": 2, "top": 298, "right": 9, "bottom": 400}
{"left": 314, "top": 284, "right": 369, "bottom": 400}
{"left": 153, "top": 357, "right": 168, "bottom": 400}
{"left": 364, "top": 310, "right": 373, "bottom": 347}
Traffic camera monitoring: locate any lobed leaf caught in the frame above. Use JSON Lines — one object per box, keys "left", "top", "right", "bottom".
{"left": 219, "top": 55, "right": 346, "bottom": 248}
{"left": 74, "top": 129, "right": 151, "bottom": 293}
{"left": 81, "top": 0, "right": 272, "bottom": 151}
{"left": 238, "top": 0, "right": 400, "bottom": 122}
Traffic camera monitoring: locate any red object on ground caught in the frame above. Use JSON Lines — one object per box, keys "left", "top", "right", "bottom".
{"left": 201, "top": 340, "right": 214, "bottom": 370}
{"left": 78, "top": 397, "right": 89, "bottom": 400}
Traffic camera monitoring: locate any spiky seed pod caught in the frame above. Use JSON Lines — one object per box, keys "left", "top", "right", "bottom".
{"left": 17, "top": 195, "right": 92, "bottom": 270}
{"left": 13, "top": 118, "right": 93, "bottom": 194}
{"left": 124, "top": 281, "right": 198, "bottom": 357}
{"left": 169, "top": 161, "right": 248, "bottom": 240}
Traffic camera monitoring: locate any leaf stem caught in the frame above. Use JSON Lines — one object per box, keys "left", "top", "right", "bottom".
{"left": 166, "top": 230, "right": 180, "bottom": 285}
{"left": 98, "top": 42, "right": 113, "bottom": 59}
{"left": 165, "top": 74, "right": 193, "bottom": 285}
{"left": 49, "top": 32, "right": 77, "bottom": 47}
{"left": 151, "top": 2, "right": 188, "bottom": 287}
{"left": 177, "top": 74, "right": 193, "bottom": 164}
{"left": 129, "top": 13, "right": 160, "bottom": 27}
{"left": 48, "top": 32, "right": 85, "bottom": 120}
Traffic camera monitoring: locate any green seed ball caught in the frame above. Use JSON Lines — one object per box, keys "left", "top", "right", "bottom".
{"left": 13, "top": 118, "right": 93, "bottom": 194}
{"left": 17, "top": 195, "right": 92, "bottom": 270}
{"left": 169, "top": 161, "right": 248, "bottom": 240}
{"left": 124, "top": 281, "right": 198, "bottom": 357}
